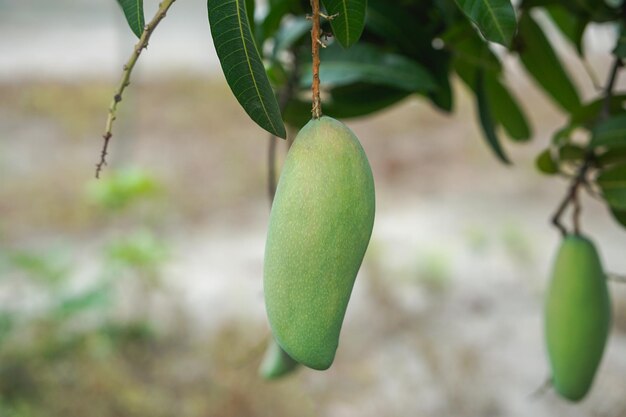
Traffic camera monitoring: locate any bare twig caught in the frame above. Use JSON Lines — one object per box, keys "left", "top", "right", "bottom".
{"left": 551, "top": 58, "right": 623, "bottom": 235}
{"left": 95, "top": 0, "right": 177, "bottom": 178}
{"left": 310, "top": 0, "right": 322, "bottom": 119}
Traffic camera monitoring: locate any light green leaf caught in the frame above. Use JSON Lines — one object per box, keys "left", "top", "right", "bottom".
{"left": 116, "top": 0, "right": 145, "bottom": 38}
{"left": 300, "top": 43, "right": 437, "bottom": 92}
{"left": 591, "top": 114, "right": 626, "bottom": 148}
{"left": 518, "top": 13, "right": 581, "bottom": 113}
{"left": 455, "top": 0, "right": 517, "bottom": 46}
{"left": 208, "top": 0, "right": 286, "bottom": 138}
{"left": 597, "top": 164, "right": 626, "bottom": 209}
{"left": 476, "top": 70, "right": 511, "bottom": 164}
{"left": 322, "top": 0, "right": 367, "bottom": 48}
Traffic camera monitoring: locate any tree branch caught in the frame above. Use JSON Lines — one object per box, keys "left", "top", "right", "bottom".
{"left": 310, "top": 0, "right": 322, "bottom": 119}
{"left": 551, "top": 57, "right": 622, "bottom": 235}
{"left": 95, "top": 0, "right": 177, "bottom": 178}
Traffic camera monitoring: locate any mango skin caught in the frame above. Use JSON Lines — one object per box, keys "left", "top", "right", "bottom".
{"left": 259, "top": 338, "right": 300, "bottom": 380}
{"left": 545, "top": 234, "right": 611, "bottom": 401}
{"left": 263, "top": 116, "right": 375, "bottom": 370}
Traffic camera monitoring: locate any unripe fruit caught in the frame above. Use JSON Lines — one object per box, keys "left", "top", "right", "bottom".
{"left": 259, "top": 338, "right": 300, "bottom": 380}
{"left": 545, "top": 234, "right": 611, "bottom": 401}
{"left": 264, "top": 116, "right": 375, "bottom": 370}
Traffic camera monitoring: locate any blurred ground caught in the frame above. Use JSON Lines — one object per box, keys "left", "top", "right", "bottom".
{"left": 2, "top": 2, "right": 626, "bottom": 417}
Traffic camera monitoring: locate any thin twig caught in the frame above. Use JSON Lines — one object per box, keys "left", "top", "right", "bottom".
{"left": 551, "top": 58, "right": 623, "bottom": 235}
{"left": 95, "top": 0, "right": 177, "bottom": 178}
{"left": 310, "top": 0, "right": 322, "bottom": 119}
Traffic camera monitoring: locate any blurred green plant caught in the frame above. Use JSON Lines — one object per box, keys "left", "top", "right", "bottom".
{"left": 0, "top": 168, "right": 169, "bottom": 415}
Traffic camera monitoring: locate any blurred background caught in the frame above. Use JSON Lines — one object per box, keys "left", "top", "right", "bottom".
{"left": 2, "top": 0, "right": 626, "bottom": 416}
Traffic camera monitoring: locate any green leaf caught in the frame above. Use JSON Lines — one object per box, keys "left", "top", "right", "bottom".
{"left": 475, "top": 70, "right": 511, "bottom": 164}
{"left": 455, "top": 0, "right": 517, "bottom": 46}
{"left": 444, "top": 23, "right": 503, "bottom": 76}
{"left": 484, "top": 76, "right": 532, "bottom": 141}
{"left": 536, "top": 148, "right": 559, "bottom": 174}
{"left": 614, "top": 24, "right": 626, "bottom": 58}
{"left": 300, "top": 43, "right": 437, "bottom": 93}
{"left": 284, "top": 83, "right": 409, "bottom": 128}
{"left": 55, "top": 285, "right": 112, "bottom": 319}
{"left": 558, "top": 144, "right": 585, "bottom": 161}
{"left": 597, "top": 147, "right": 626, "bottom": 168}
{"left": 208, "top": 0, "right": 286, "bottom": 138}
{"left": 591, "top": 114, "right": 626, "bottom": 148}
{"left": 597, "top": 164, "right": 626, "bottom": 209}
{"left": 116, "top": 0, "right": 145, "bottom": 38}
{"left": 322, "top": 0, "right": 367, "bottom": 48}
{"left": 517, "top": 13, "right": 581, "bottom": 113}
{"left": 545, "top": 4, "right": 587, "bottom": 55}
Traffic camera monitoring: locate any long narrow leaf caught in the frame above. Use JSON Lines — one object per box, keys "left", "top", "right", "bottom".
{"left": 117, "top": 0, "right": 145, "bottom": 38}
{"left": 485, "top": 76, "right": 532, "bottom": 141}
{"left": 300, "top": 44, "right": 437, "bottom": 93}
{"left": 518, "top": 13, "right": 581, "bottom": 113}
{"left": 208, "top": 0, "right": 286, "bottom": 138}
{"left": 476, "top": 70, "right": 511, "bottom": 164}
{"left": 456, "top": 0, "right": 516, "bottom": 47}
{"left": 322, "top": 0, "right": 367, "bottom": 48}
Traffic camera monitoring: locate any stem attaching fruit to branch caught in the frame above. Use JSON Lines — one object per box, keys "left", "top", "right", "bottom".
{"left": 310, "top": 0, "right": 322, "bottom": 119}
{"left": 551, "top": 57, "right": 623, "bottom": 236}
{"left": 95, "top": 0, "right": 177, "bottom": 179}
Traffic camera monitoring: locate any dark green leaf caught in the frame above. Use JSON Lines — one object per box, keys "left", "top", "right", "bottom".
{"left": 284, "top": 83, "right": 409, "bottom": 128}
{"left": 484, "top": 76, "right": 532, "bottom": 141}
{"left": 536, "top": 148, "right": 559, "bottom": 174}
{"left": 322, "top": 0, "right": 367, "bottom": 47}
{"left": 475, "top": 70, "right": 511, "bottom": 164}
{"left": 208, "top": 0, "right": 286, "bottom": 138}
{"left": 300, "top": 43, "right": 437, "bottom": 92}
{"left": 597, "top": 164, "right": 626, "bottom": 209}
{"left": 591, "top": 114, "right": 626, "bottom": 148}
{"left": 614, "top": 24, "right": 626, "bottom": 58}
{"left": 455, "top": 0, "right": 517, "bottom": 46}
{"left": 517, "top": 13, "right": 581, "bottom": 113}
{"left": 558, "top": 144, "right": 586, "bottom": 161}
{"left": 569, "top": 94, "right": 626, "bottom": 128}
{"left": 597, "top": 147, "right": 626, "bottom": 168}
{"left": 117, "top": 0, "right": 145, "bottom": 38}
{"left": 445, "top": 22, "right": 503, "bottom": 78}
{"left": 545, "top": 5, "right": 587, "bottom": 55}
{"left": 246, "top": 0, "right": 255, "bottom": 34}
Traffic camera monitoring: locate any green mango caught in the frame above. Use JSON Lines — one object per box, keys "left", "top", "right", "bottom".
{"left": 545, "top": 234, "right": 611, "bottom": 401}
{"left": 259, "top": 338, "right": 300, "bottom": 380}
{"left": 264, "top": 116, "right": 375, "bottom": 370}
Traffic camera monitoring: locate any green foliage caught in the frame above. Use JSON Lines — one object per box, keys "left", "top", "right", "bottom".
{"left": 475, "top": 70, "right": 511, "bottom": 164}
{"left": 87, "top": 168, "right": 161, "bottom": 211}
{"left": 208, "top": 0, "right": 286, "bottom": 138}
{"left": 455, "top": 0, "right": 517, "bottom": 46}
{"left": 117, "top": 0, "right": 145, "bottom": 38}
{"left": 517, "top": 13, "right": 581, "bottom": 113}
{"left": 322, "top": 0, "right": 367, "bottom": 48}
